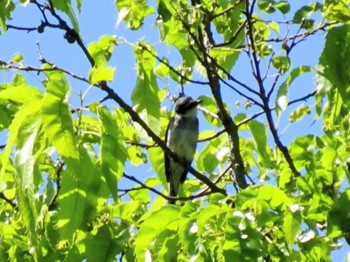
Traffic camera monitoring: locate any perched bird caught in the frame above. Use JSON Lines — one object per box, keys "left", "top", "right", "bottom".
{"left": 165, "top": 96, "right": 201, "bottom": 204}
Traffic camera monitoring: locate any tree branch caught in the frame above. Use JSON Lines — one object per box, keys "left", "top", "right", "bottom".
{"left": 244, "top": 0, "right": 300, "bottom": 177}
{"left": 123, "top": 173, "right": 215, "bottom": 202}
{"left": 188, "top": 0, "right": 248, "bottom": 189}
{"left": 48, "top": 160, "right": 64, "bottom": 210}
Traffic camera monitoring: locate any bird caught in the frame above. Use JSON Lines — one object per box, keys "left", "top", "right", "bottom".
{"left": 164, "top": 96, "right": 201, "bottom": 204}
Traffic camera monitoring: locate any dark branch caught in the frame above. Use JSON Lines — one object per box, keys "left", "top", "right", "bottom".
{"left": 184, "top": 0, "right": 248, "bottom": 189}
{"left": 141, "top": 45, "right": 209, "bottom": 85}
{"left": 123, "top": 173, "right": 215, "bottom": 202}
{"left": 48, "top": 160, "right": 64, "bottom": 210}
{"left": 244, "top": 0, "right": 300, "bottom": 177}
{"left": 0, "top": 192, "right": 17, "bottom": 209}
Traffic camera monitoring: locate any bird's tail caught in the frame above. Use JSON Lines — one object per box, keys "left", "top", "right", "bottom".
{"left": 168, "top": 182, "right": 178, "bottom": 204}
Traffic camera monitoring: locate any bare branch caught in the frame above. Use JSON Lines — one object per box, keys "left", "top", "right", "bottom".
{"left": 123, "top": 173, "right": 215, "bottom": 202}
{"left": 141, "top": 45, "right": 209, "bottom": 85}
{"left": 198, "top": 129, "right": 226, "bottom": 142}
{"left": 244, "top": 0, "right": 300, "bottom": 177}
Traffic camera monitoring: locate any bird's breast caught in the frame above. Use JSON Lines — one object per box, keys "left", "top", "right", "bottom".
{"left": 167, "top": 116, "right": 199, "bottom": 161}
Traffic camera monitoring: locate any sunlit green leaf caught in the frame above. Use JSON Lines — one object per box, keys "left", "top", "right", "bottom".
{"left": 14, "top": 106, "right": 41, "bottom": 252}
{"left": 328, "top": 189, "right": 350, "bottom": 238}
{"left": 276, "top": 66, "right": 313, "bottom": 111}
{"left": 115, "top": 0, "right": 154, "bottom": 30}
{"left": 273, "top": 1, "right": 290, "bottom": 14}
{"left": 132, "top": 42, "right": 161, "bottom": 134}
{"left": 271, "top": 56, "right": 290, "bottom": 73}
{"left": 179, "top": 202, "right": 201, "bottom": 256}
{"left": 52, "top": 0, "right": 80, "bottom": 32}
{"left": 223, "top": 215, "right": 241, "bottom": 259}
{"left": 257, "top": 0, "right": 275, "bottom": 14}
{"left": 269, "top": 21, "right": 279, "bottom": 33}
{"left": 197, "top": 134, "right": 226, "bottom": 173}
{"left": 248, "top": 120, "right": 272, "bottom": 167}
{"left": 12, "top": 52, "right": 23, "bottom": 63}
{"left": 0, "top": 0, "right": 15, "bottom": 33}
{"left": 283, "top": 210, "right": 301, "bottom": 245}
{"left": 88, "top": 35, "right": 117, "bottom": 66}
{"left": 0, "top": 84, "right": 42, "bottom": 104}
{"left": 99, "top": 106, "right": 127, "bottom": 200}
{"left": 149, "top": 146, "right": 167, "bottom": 187}
{"left": 85, "top": 225, "right": 123, "bottom": 261}
{"left": 289, "top": 104, "right": 311, "bottom": 123}
{"left": 41, "top": 68, "right": 79, "bottom": 160}
{"left": 135, "top": 206, "right": 180, "bottom": 261}
{"left": 89, "top": 66, "right": 115, "bottom": 84}
{"left": 320, "top": 146, "right": 337, "bottom": 171}
{"left": 0, "top": 98, "right": 41, "bottom": 183}
{"left": 319, "top": 25, "right": 350, "bottom": 107}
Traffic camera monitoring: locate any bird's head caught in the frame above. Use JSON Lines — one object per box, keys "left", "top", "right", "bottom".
{"left": 174, "top": 96, "right": 201, "bottom": 117}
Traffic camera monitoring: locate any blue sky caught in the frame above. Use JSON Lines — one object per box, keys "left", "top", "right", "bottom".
{"left": 1, "top": 0, "right": 349, "bottom": 260}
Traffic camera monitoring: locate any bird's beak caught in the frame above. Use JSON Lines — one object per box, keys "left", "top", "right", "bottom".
{"left": 195, "top": 99, "right": 202, "bottom": 105}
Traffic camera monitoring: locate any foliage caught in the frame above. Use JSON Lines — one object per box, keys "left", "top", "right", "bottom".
{"left": 0, "top": 0, "right": 349, "bottom": 261}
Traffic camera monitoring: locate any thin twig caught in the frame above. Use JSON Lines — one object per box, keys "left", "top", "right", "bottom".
{"left": 123, "top": 173, "right": 215, "bottom": 202}
{"left": 141, "top": 45, "right": 209, "bottom": 85}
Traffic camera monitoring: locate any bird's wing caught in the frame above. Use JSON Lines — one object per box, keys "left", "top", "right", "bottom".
{"left": 164, "top": 117, "right": 174, "bottom": 183}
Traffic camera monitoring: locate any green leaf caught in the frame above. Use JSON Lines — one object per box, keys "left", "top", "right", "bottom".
{"left": 283, "top": 210, "right": 301, "bottom": 245}
{"left": 99, "top": 106, "right": 127, "bottom": 200}
{"left": 275, "top": 66, "right": 313, "bottom": 111}
{"left": 293, "top": 5, "right": 313, "bottom": 23}
{"left": 52, "top": 0, "right": 80, "bottom": 32}
{"left": 14, "top": 106, "right": 41, "bottom": 252}
{"left": 271, "top": 56, "right": 290, "bottom": 73}
{"left": 328, "top": 189, "right": 350, "bottom": 238}
{"left": 75, "top": 0, "right": 82, "bottom": 12}
{"left": 257, "top": 185, "right": 291, "bottom": 210}
{"left": 269, "top": 21, "right": 280, "bottom": 33}
{"left": 197, "top": 204, "right": 222, "bottom": 235}
{"left": 273, "top": 1, "right": 290, "bottom": 14}
{"left": 12, "top": 52, "right": 23, "bottom": 63}
{"left": 154, "top": 231, "right": 178, "bottom": 262}
{"left": 248, "top": 120, "right": 272, "bottom": 167}
{"left": 56, "top": 161, "right": 86, "bottom": 242}
{"left": 289, "top": 104, "right": 311, "bottom": 123}
{"left": 197, "top": 134, "right": 226, "bottom": 173}
{"left": 257, "top": 0, "right": 276, "bottom": 14}
{"left": 0, "top": 0, "right": 15, "bottom": 33}
{"left": 223, "top": 215, "right": 241, "bottom": 260}
{"left": 154, "top": 58, "right": 170, "bottom": 77}
{"left": 149, "top": 146, "right": 167, "bottom": 187}
{"left": 179, "top": 202, "right": 201, "bottom": 256}
{"left": 85, "top": 225, "right": 123, "bottom": 261}
{"left": 0, "top": 84, "right": 42, "bottom": 104}
{"left": 132, "top": 42, "right": 161, "bottom": 134}
{"left": 56, "top": 146, "right": 101, "bottom": 243}
{"left": 320, "top": 146, "right": 336, "bottom": 170}
{"left": 135, "top": 206, "right": 180, "bottom": 261}
{"left": 89, "top": 66, "right": 116, "bottom": 84}
{"left": 115, "top": 0, "right": 154, "bottom": 30}
{"left": 113, "top": 201, "right": 142, "bottom": 223}
{"left": 319, "top": 25, "right": 350, "bottom": 107}
{"left": 88, "top": 35, "right": 117, "bottom": 66}
{"left": 0, "top": 99, "right": 41, "bottom": 184}
{"left": 210, "top": 47, "right": 241, "bottom": 75}
{"left": 41, "top": 68, "right": 79, "bottom": 160}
